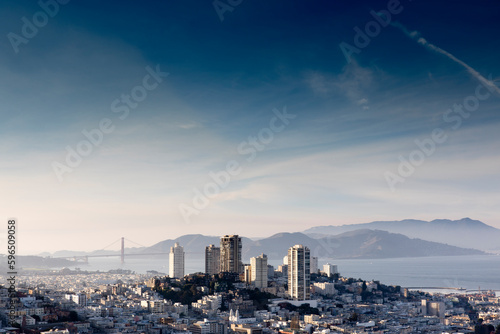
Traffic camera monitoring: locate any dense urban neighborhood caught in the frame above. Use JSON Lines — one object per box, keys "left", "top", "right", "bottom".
{"left": 1, "top": 264, "right": 499, "bottom": 333}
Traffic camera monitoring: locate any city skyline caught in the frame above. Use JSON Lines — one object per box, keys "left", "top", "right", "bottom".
{"left": 1, "top": 1, "right": 500, "bottom": 254}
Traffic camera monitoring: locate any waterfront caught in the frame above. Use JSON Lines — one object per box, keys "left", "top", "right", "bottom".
{"left": 37, "top": 254, "right": 500, "bottom": 291}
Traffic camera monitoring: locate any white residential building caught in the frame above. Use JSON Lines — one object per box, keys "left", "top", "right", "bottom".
{"left": 169, "top": 242, "right": 185, "bottom": 278}
{"left": 250, "top": 253, "right": 268, "bottom": 289}
{"left": 312, "top": 282, "right": 336, "bottom": 296}
{"left": 323, "top": 263, "right": 338, "bottom": 277}
{"left": 288, "top": 245, "right": 310, "bottom": 300}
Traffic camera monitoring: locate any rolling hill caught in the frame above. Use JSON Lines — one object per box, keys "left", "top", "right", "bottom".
{"left": 139, "top": 230, "right": 484, "bottom": 261}
{"left": 304, "top": 218, "right": 500, "bottom": 251}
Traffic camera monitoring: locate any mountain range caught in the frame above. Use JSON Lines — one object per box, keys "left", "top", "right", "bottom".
{"left": 42, "top": 218, "right": 495, "bottom": 262}
{"left": 139, "top": 230, "right": 484, "bottom": 261}
{"left": 304, "top": 218, "right": 500, "bottom": 251}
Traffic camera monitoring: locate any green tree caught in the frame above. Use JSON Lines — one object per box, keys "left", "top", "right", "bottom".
{"left": 348, "top": 312, "right": 358, "bottom": 322}
{"left": 69, "top": 311, "right": 78, "bottom": 321}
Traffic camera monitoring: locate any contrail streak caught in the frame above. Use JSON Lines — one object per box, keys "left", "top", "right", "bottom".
{"left": 391, "top": 21, "right": 500, "bottom": 95}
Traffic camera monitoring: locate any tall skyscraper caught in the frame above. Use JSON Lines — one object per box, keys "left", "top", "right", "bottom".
{"left": 310, "top": 256, "right": 318, "bottom": 274}
{"left": 288, "top": 244, "right": 310, "bottom": 300}
{"left": 205, "top": 244, "right": 220, "bottom": 275}
{"left": 250, "top": 253, "right": 268, "bottom": 289}
{"left": 169, "top": 242, "right": 184, "bottom": 278}
{"left": 243, "top": 264, "right": 252, "bottom": 284}
{"left": 220, "top": 235, "right": 242, "bottom": 273}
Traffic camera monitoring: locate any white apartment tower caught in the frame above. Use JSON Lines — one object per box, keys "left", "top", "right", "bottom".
{"left": 288, "top": 244, "right": 310, "bottom": 300}
{"left": 323, "top": 263, "right": 338, "bottom": 277}
{"left": 250, "top": 253, "right": 268, "bottom": 289}
{"left": 169, "top": 242, "right": 185, "bottom": 278}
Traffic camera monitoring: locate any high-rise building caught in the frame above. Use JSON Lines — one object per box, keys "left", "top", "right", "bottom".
{"left": 220, "top": 235, "right": 242, "bottom": 273}
{"left": 267, "top": 264, "right": 275, "bottom": 279}
{"left": 65, "top": 293, "right": 87, "bottom": 306}
{"left": 421, "top": 300, "right": 445, "bottom": 318}
{"left": 250, "top": 253, "right": 268, "bottom": 289}
{"left": 310, "top": 256, "right": 318, "bottom": 274}
{"left": 288, "top": 244, "right": 310, "bottom": 300}
{"left": 169, "top": 242, "right": 185, "bottom": 278}
{"left": 323, "top": 263, "right": 338, "bottom": 277}
{"left": 278, "top": 264, "right": 288, "bottom": 277}
{"left": 243, "top": 264, "right": 252, "bottom": 284}
{"left": 205, "top": 244, "right": 220, "bottom": 275}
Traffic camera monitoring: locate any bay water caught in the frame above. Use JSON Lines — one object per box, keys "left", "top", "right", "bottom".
{"left": 73, "top": 254, "right": 500, "bottom": 291}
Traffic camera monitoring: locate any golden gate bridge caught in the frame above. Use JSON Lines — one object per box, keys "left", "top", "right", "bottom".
{"left": 51, "top": 237, "right": 171, "bottom": 264}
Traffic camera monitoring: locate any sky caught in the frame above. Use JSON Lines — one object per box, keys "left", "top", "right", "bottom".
{"left": 1, "top": 0, "right": 500, "bottom": 254}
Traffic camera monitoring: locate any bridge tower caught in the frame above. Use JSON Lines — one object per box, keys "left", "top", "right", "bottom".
{"left": 121, "top": 237, "right": 125, "bottom": 264}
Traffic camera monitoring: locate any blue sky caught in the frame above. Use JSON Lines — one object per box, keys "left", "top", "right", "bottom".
{"left": 1, "top": 0, "right": 500, "bottom": 253}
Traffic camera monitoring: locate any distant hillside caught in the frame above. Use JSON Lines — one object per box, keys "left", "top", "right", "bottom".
{"left": 311, "top": 229, "right": 484, "bottom": 259}
{"left": 51, "top": 247, "right": 145, "bottom": 258}
{"left": 0, "top": 255, "right": 76, "bottom": 271}
{"left": 38, "top": 223, "right": 488, "bottom": 266}
{"left": 304, "top": 218, "right": 500, "bottom": 252}
{"left": 242, "top": 232, "right": 318, "bottom": 260}
{"left": 141, "top": 230, "right": 484, "bottom": 262}
{"left": 142, "top": 234, "right": 254, "bottom": 256}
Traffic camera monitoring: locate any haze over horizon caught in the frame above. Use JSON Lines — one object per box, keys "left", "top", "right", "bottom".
{"left": 1, "top": 1, "right": 500, "bottom": 254}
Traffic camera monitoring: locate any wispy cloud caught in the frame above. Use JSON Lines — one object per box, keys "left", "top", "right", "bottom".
{"left": 176, "top": 122, "right": 202, "bottom": 130}
{"left": 2, "top": 1, "right": 500, "bottom": 253}
{"left": 305, "top": 61, "right": 374, "bottom": 109}
{"left": 392, "top": 21, "right": 500, "bottom": 95}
